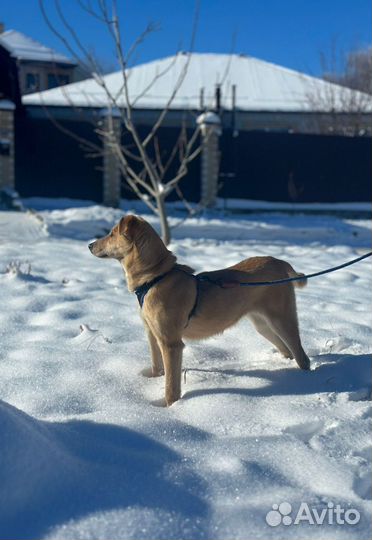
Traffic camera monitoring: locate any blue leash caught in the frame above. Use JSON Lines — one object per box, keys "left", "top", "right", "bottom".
{"left": 198, "top": 251, "right": 372, "bottom": 288}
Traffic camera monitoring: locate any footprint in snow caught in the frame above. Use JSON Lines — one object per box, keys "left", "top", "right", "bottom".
{"left": 353, "top": 470, "right": 372, "bottom": 500}
{"left": 284, "top": 419, "right": 325, "bottom": 444}
{"left": 73, "top": 324, "right": 112, "bottom": 349}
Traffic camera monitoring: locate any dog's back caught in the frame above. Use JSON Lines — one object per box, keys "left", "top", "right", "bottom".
{"left": 184, "top": 256, "right": 307, "bottom": 344}
{"left": 230, "top": 256, "right": 307, "bottom": 287}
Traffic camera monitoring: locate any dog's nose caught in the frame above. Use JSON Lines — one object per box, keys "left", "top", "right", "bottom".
{"left": 88, "top": 242, "right": 94, "bottom": 252}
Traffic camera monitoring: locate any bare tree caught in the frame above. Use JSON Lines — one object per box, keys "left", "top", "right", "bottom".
{"left": 305, "top": 42, "right": 372, "bottom": 136}
{"left": 322, "top": 46, "right": 372, "bottom": 95}
{"left": 39, "top": 0, "right": 204, "bottom": 244}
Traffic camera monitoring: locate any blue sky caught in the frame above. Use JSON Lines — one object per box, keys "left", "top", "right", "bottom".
{"left": 1, "top": 0, "right": 371, "bottom": 75}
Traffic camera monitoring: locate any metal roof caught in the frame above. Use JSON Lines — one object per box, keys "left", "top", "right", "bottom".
{"left": 0, "top": 29, "right": 76, "bottom": 65}
{"left": 22, "top": 52, "right": 371, "bottom": 112}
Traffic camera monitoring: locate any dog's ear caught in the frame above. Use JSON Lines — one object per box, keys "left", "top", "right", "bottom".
{"left": 119, "top": 215, "right": 138, "bottom": 239}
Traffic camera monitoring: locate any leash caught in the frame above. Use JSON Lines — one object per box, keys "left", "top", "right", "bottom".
{"left": 134, "top": 252, "right": 372, "bottom": 315}
{"left": 182, "top": 251, "right": 372, "bottom": 384}
{"left": 198, "top": 251, "right": 372, "bottom": 288}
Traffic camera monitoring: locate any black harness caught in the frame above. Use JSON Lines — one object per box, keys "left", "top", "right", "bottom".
{"left": 134, "top": 268, "right": 199, "bottom": 321}
{"left": 134, "top": 271, "right": 172, "bottom": 308}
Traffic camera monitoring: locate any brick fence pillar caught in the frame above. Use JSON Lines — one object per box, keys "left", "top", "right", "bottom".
{"left": 197, "top": 111, "right": 221, "bottom": 208}
{"left": 0, "top": 100, "right": 16, "bottom": 191}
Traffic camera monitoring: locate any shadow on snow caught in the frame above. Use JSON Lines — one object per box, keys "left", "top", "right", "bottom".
{"left": 182, "top": 353, "right": 372, "bottom": 400}
{"left": 0, "top": 402, "right": 208, "bottom": 540}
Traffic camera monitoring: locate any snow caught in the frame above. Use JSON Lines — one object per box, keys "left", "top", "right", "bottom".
{"left": 0, "top": 99, "right": 16, "bottom": 111}
{"left": 0, "top": 201, "right": 371, "bottom": 540}
{"left": 22, "top": 52, "right": 372, "bottom": 112}
{"left": 0, "top": 29, "right": 76, "bottom": 64}
{"left": 22, "top": 195, "right": 372, "bottom": 215}
{"left": 214, "top": 199, "right": 372, "bottom": 213}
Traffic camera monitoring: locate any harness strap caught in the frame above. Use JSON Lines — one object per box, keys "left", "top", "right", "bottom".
{"left": 188, "top": 274, "right": 199, "bottom": 320}
{"left": 134, "top": 268, "right": 199, "bottom": 323}
{"left": 134, "top": 271, "right": 173, "bottom": 308}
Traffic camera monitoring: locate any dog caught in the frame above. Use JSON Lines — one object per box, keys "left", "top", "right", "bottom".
{"left": 89, "top": 214, "right": 310, "bottom": 406}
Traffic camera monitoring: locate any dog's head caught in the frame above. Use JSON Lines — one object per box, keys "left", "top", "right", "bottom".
{"left": 88, "top": 215, "right": 143, "bottom": 260}
{"left": 88, "top": 214, "right": 170, "bottom": 264}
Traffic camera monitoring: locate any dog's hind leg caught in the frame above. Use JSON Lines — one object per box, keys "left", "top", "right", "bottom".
{"left": 250, "top": 314, "right": 293, "bottom": 359}
{"left": 265, "top": 312, "right": 310, "bottom": 370}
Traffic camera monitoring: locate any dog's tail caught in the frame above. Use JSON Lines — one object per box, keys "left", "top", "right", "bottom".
{"left": 287, "top": 265, "right": 307, "bottom": 288}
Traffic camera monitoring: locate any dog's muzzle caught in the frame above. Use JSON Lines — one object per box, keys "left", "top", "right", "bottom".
{"left": 88, "top": 241, "right": 108, "bottom": 258}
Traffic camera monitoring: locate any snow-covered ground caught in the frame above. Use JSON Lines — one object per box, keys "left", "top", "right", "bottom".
{"left": 0, "top": 201, "right": 371, "bottom": 540}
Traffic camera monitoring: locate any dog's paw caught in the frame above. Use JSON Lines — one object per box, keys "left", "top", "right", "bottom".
{"left": 165, "top": 391, "right": 181, "bottom": 407}
{"left": 150, "top": 398, "right": 167, "bottom": 407}
{"left": 297, "top": 357, "right": 311, "bottom": 370}
{"left": 140, "top": 367, "right": 164, "bottom": 378}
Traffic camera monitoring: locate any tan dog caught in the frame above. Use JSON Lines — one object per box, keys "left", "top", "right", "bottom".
{"left": 89, "top": 215, "right": 310, "bottom": 406}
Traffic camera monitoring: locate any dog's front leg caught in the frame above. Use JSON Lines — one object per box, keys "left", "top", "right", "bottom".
{"left": 144, "top": 323, "right": 164, "bottom": 377}
{"left": 159, "top": 340, "right": 184, "bottom": 406}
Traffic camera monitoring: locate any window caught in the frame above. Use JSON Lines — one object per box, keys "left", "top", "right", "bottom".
{"left": 25, "top": 73, "right": 40, "bottom": 92}
{"left": 47, "top": 73, "right": 70, "bottom": 89}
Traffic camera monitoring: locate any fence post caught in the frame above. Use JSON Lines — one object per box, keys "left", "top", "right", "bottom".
{"left": 197, "top": 111, "right": 221, "bottom": 208}
{"left": 0, "top": 100, "right": 15, "bottom": 191}
{"left": 100, "top": 108, "right": 121, "bottom": 207}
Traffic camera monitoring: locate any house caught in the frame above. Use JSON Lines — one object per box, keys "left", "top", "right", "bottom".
{"left": 14, "top": 53, "right": 372, "bottom": 204}
{"left": 0, "top": 24, "right": 81, "bottom": 193}
{"left": 0, "top": 25, "right": 77, "bottom": 103}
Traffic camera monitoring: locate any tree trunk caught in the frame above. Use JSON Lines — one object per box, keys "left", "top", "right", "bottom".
{"left": 157, "top": 195, "right": 171, "bottom": 245}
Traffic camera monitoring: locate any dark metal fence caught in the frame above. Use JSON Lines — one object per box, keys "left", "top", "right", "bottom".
{"left": 15, "top": 111, "right": 371, "bottom": 203}
{"left": 15, "top": 115, "right": 103, "bottom": 201}
{"left": 219, "top": 130, "right": 371, "bottom": 203}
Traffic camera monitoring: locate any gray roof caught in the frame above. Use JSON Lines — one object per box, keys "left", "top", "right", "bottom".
{"left": 0, "top": 29, "right": 76, "bottom": 65}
